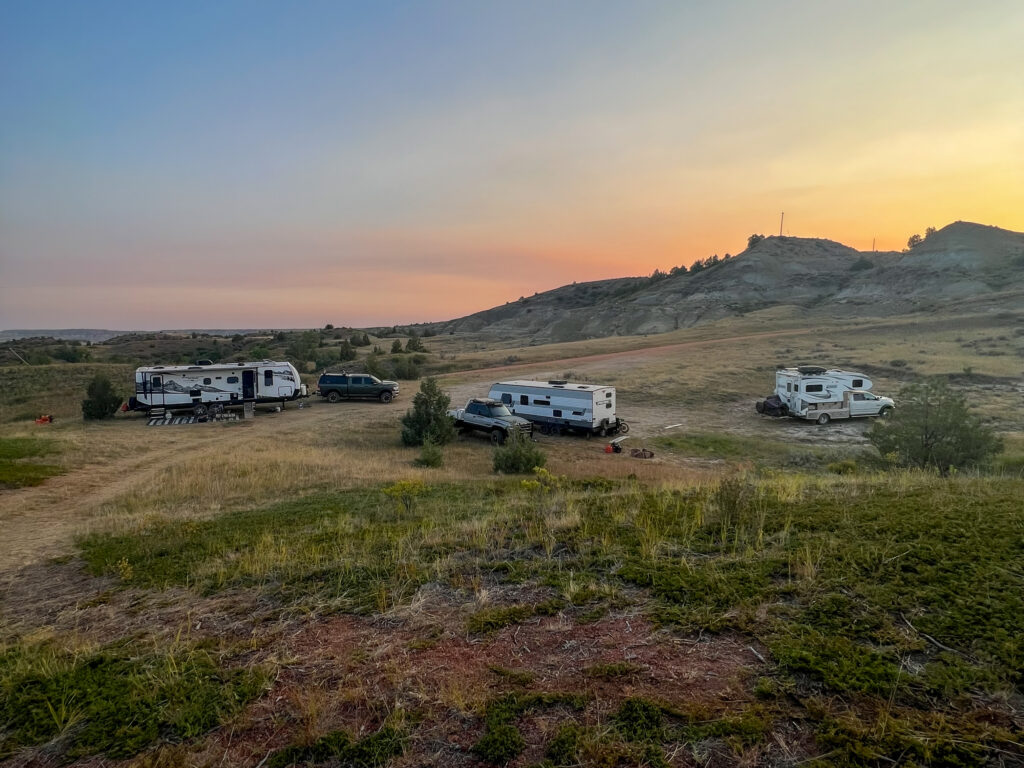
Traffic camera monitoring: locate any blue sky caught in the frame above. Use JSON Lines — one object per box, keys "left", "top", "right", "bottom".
{"left": 2, "top": 1, "right": 1022, "bottom": 328}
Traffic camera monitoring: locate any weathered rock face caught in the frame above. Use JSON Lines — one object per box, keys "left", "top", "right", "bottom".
{"left": 427, "top": 222, "right": 1024, "bottom": 342}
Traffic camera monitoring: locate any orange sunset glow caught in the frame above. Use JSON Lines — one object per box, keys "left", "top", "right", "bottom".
{"left": 2, "top": 2, "right": 1022, "bottom": 329}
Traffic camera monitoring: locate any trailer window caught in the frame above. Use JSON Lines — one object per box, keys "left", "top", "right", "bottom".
{"left": 852, "top": 379, "right": 864, "bottom": 388}
{"left": 805, "top": 384, "right": 823, "bottom": 393}
{"left": 553, "top": 409, "right": 562, "bottom": 417}
{"left": 606, "top": 403, "right": 612, "bottom": 408}
{"left": 534, "top": 399, "right": 550, "bottom": 406}
{"left": 787, "top": 383, "right": 792, "bottom": 392}
{"left": 151, "top": 376, "right": 162, "bottom": 389}
{"left": 520, "top": 395, "right": 528, "bottom": 405}
{"left": 264, "top": 370, "right": 274, "bottom": 386}
{"left": 203, "top": 378, "right": 212, "bottom": 385}
{"left": 226, "top": 376, "right": 238, "bottom": 384}
{"left": 500, "top": 393, "right": 512, "bottom": 405}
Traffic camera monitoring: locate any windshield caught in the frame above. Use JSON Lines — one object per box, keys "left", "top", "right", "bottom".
{"left": 488, "top": 404, "right": 512, "bottom": 417}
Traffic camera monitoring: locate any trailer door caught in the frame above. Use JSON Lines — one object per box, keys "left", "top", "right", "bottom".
{"left": 242, "top": 370, "right": 256, "bottom": 399}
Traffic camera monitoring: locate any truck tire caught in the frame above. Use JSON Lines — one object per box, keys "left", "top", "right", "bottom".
{"left": 878, "top": 406, "right": 893, "bottom": 418}
{"left": 326, "top": 390, "right": 341, "bottom": 403}
{"left": 755, "top": 401, "right": 765, "bottom": 414}
{"left": 379, "top": 391, "right": 393, "bottom": 404}
{"left": 816, "top": 413, "right": 831, "bottom": 425}
{"left": 490, "top": 429, "right": 506, "bottom": 445}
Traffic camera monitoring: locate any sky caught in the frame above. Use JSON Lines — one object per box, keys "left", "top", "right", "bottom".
{"left": 1, "top": 1, "right": 1023, "bottom": 330}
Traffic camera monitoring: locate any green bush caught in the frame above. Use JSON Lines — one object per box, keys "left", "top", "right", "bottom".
{"left": 390, "top": 355, "right": 421, "bottom": 380}
{"left": 414, "top": 438, "right": 443, "bottom": 468}
{"left": 81, "top": 374, "right": 122, "bottom": 420}
{"left": 868, "top": 378, "right": 1002, "bottom": 475}
{"left": 614, "top": 698, "right": 664, "bottom": 742}
{"left": 493, "top": 432, "right": 546, "bottom": 474}
{"left": 400, "top": 378, "right": 455, "bottom": 447}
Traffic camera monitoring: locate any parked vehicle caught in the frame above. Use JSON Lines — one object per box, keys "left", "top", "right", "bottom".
{"left": 448, "top": 398, "right": 534, "bottom": 444}
{"left": 487, "top": 380, "right": 628, "bottom": 436}
{"left": 756, "top": 366, "right": 894, "bottom": 424}
{"left": 127, "top": 360, "right": 306, "bottom": 416}
{"left": 317, "top": 372, "right": 399, "bottom": 403}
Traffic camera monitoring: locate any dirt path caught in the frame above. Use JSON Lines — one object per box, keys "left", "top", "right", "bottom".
{"left": 438, "top": 326, "right": 812, "bottom": 379}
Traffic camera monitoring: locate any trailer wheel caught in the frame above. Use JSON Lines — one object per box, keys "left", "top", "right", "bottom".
{"left": 816, "top": 413, "right": 831, "bottom": 425}
{"left": 490, "top": 429, "right": 506, "bottom": 445}
{"left": 379, "top": 391, "right": 393, "bottom": 404}
{"left": 617, "top": 421, "right": 630, "bottom": 435}
{"left": 209, "top": 403, "right": 225, "bottom": 416}
{"left": 193, "top": 403, "right": 208, "bottom": 417}
{"left": 539, "top": 424, "right": 550, "bottom": 435}
{"left": 326, "top": 391, "right": 341, "bottom": 403}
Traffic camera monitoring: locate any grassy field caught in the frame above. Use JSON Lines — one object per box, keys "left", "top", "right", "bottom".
{"left": 1, "top": 312, "right": 1022, "bottom": 766}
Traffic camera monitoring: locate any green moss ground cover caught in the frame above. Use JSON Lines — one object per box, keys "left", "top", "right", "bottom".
{"left": 68, "top": 473, "right": 1024, "bottom": 764}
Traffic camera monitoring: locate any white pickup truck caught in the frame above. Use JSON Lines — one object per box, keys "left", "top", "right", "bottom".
{"left": 448, "top": 398, "right": 534, "bottom": 444}
{"left": 756, "top": 367, "right": 895, "bottom": 424}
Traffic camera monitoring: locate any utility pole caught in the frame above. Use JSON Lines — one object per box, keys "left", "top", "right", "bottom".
{"left": 8, "top": 348, "right": 31, "bottom": 365}
{"left": 779, "top": 212, "right": 784, "bottom": 237}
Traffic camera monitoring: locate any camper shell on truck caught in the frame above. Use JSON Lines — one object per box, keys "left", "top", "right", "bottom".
{"left": 128, "top": 360, "right": 306, "bottom": 416}
{"left": 756, "top": 366, "right": 894, "bottom": 424}
{"left": 488, "top": 380, "right": 628, "bottom": 436}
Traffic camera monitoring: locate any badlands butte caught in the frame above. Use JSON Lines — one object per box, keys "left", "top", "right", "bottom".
{"left": 420, "top": 221, "right": 1024, "bottom": 343}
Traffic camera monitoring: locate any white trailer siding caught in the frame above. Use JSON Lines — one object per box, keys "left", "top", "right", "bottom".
{"left": 775, "top": 368, "right": 874, "bottom": 419}
{"left": 488, "top": 380, "right": 617, "bottom": 432}
{"left": 131, "top": 361, "right": 304, "bottom": 412}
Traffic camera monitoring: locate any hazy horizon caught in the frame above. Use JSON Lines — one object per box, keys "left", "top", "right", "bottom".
{"left": 2, "top": 1, "right": 1022, "bottom": 329}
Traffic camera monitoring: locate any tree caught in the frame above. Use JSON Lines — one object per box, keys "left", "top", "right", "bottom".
{"left": 405, "top": 335, "right": 425, "bottom": 353}
{"left": 324, "top": 323, "right": 334, "bottom": 330}
{"left": 867, "top": 378, "right": 1002, "bottom": 476}
{"left": 906, "top": 233, "right": 923, "bottom": 250}
{"left": 400, "top": 378, "right": 456, "bottom": 446}
{"left": 747, "top": 234, "right": 765, "bottom": 249}
{"left": 391, "top": 340, "right": 404, "bottom": 354}
{"left": 924, "top": 226, "right": 937, "bottom": 239}
{"left": 82, "top": 374, "right": 122, "bottom": 420}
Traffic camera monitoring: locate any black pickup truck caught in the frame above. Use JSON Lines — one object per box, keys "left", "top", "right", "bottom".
{"left": 317, "top": 373, "right": 399, "bottom": 403}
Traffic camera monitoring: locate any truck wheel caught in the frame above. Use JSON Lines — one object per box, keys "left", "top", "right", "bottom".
{"left": 327, "top": 391, "right": 341, "bottom": 403}
{"left": 879, "top": 406, "right": 893, "bottom": 418}
{"left": 379, "top": 391, "right": 393, "bottom": 404}
{"left": 193, "top": 403, "right": 208, "bottom": 417}
{"left": 816, "top": 413, "right": 831, "bottom": 425}
{"left": 755, "top": 401, "right": 765, "bottom": 414}
{"left": 490, "top": 429, "right": 506, "bottom": 445}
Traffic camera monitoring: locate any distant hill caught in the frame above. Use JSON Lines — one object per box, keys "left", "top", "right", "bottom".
{"left": 0, "top": 329, "right": 128, "bottom": 343}
{"left": 426, "top": 221, "right": 1024, "bottom": 342}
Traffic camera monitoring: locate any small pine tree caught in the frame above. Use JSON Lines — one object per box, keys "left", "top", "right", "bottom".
{"left": 868, "top": 378, "right": 1002, "bottom": 476}
{"left": 82, "top": 374, "right": 122, "bottom": 420}
{"left": 415, "top": 437, "right": 443, "bottom": 467}
{"left": 747, "top": 233, "right": 765, "bottom": 248}
{"left": 400, "top": 378, "right": 456, "bottom": 447}
{"left": 391, "top": 339, "right": 404, "bottom": 354}
{"left": 405, "top": 336, "right": 425, "bottom": 353}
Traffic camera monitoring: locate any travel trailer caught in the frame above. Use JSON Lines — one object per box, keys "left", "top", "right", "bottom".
{"left": 127, "top": 360, "right": 307, "bottom": 415}
{"left": 488, "top": 380, "right": 627, "bottom": 436}
{"left": 756, "top": 366, "right": 894, "bottom": 424}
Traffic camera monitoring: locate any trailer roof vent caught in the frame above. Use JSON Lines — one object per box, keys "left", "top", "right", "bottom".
{"left": 797, "top": 365, "right": 827, "bottom": 375}
{"left": 187, "top": 366, "right": 203, "bottom": 370}
{"left": 195, "top": 359, "right": 213, "bottom": 366}
{"left": 547, "top": 380, "right": 567, "bottom": 386}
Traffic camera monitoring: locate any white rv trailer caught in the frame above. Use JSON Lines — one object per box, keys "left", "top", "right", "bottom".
{"left": 767, "top": 366, "right": 893, "bottom": 424}
{"left": 487, "top": 380, "right": 627, "bottom": 436}
{"left": 128, "top": 360, "right": 306, "bottom": 416}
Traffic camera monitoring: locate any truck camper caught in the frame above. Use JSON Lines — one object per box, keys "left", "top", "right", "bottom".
{"left": 756, "top": 366, "right": 894, "bottom": 424}
{"left": 127, "top": 360, "right": 306, "bottom": 416}
{"left": 488, "top": 380, "right": 628, "bottom": 436}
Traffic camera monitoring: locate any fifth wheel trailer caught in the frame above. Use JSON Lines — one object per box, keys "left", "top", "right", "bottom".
{"left": 127, "top": 360, "right": 307, "bottom": 416}
{"left": 488, "top": 380, "right": 628, "bottom": 436}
